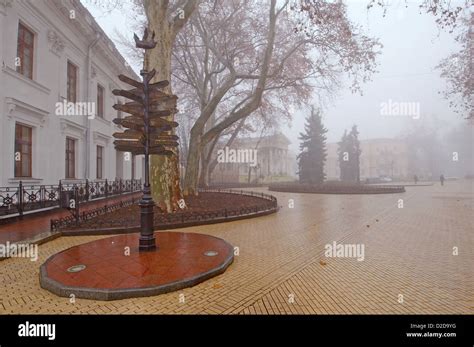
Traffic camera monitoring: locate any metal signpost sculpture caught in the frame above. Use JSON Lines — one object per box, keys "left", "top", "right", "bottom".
{"left": 112, "top": 29, "right": 179, "bottom": 251}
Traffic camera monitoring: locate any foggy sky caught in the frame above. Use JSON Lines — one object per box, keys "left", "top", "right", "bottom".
{"left": 82, "top": 0, "right": 466, "bottom": 153}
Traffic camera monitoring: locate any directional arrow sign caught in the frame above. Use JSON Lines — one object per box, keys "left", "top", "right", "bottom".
{"left": 152, "top": 134, "right": 179, "bottom": 141}
{"left": 112, "top": 129, "right": 175, "bottom": 140}
{"left": 151, "top": 118, "right": 178, "bottom": 128}
{"left": 114, "top": 142, "right": 166, "bottom": 151}
{"left": 118, "top": 74, "right": 170, "bottom": 91}
{"left": 113, "top": 103, "right": 177, "bottom": 118}
{"left": 113, "top": 119, "right": 175, "bottom": 133}
{"left": 114, "top": 87, "right": 167, "bottom": 99}
{"left": 113, "top": 118, "right": 144, "bottom": 132}
{"left": 121, "top": 98, "right": 177, "bottom": 110}
{"left": 118, "top": 75, "right": 143, "bottom": 89}
{"left": 115, "top": 146, "right": 174, "bottom": 156}
{"left": 112, "top": 130, "right": 179, "bottom": 141}
{"left": 140, "top": 112, "right": 179, "bottom": 123}
{"left": 119, "top": 115, "right": 179, "bottom": 128}
{"left": 152, "top": 139, "right": 179, "bottom": 147}
{"left": 112, "top": 130, "right": 144, "bottom": 140}
{"left": 113, "top": 88, "right": 174, "bottom": 103}
{"left": 113, "top": 139, "right": 178, "bottom": 149}
{"left": 112, "top": 89, "right": 143, "bottom": 103}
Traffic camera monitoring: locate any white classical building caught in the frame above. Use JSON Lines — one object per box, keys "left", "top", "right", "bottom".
{"left": 210, "top": 133, "right": 297, "bottom": 184}
{"left": 0, "top": 0, "right": 144, "bottom": 188}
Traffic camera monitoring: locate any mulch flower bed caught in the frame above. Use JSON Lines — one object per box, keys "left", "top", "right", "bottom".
{"left": 65, "top": 192, "right": 276, "bottom": 231}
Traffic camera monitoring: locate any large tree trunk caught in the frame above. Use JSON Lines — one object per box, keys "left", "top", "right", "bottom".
{"left": 183, "top": 126, "right": 202, "bottom": 196}
{"left": 143, "top": 0, "right": 197, "bottom": 211}
{"left": 183, "top": 75, "right": 237, "bottom": 195}
{"left": 206, "top": 118, "right": 245, "bottom": 183}
{"left": 199, "top": 136, "right": 219, "bottom": 187}
{"left": 198, "top": 151, "right": 208, "bottom": 188}
{"left": 144, "top": 7, "right": 180, "bottom": 211}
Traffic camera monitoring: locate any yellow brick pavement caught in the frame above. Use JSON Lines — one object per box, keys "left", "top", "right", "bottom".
{"left": 0, "top": 180, "right": 472, "bottom": 314}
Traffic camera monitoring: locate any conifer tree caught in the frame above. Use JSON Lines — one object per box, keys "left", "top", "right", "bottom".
{"left": 297, "top": 107, "right": 328, "bottom": 184}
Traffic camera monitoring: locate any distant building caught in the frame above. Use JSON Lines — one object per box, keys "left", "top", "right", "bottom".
{"left": 0, "top": 0, "right": 143, "bottom": 187}
{"left": 210, "top": 133, "right": 297, "bottom": 184}
{"left": 325, "top": 138, "right": 409, "bottom": 180}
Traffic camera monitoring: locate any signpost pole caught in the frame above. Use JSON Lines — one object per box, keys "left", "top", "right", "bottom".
{"left": 138, "top": 68, "right": 156, "bottom": 251}
{"left": 111, "top": 29, "right": 179, "bottom": 252}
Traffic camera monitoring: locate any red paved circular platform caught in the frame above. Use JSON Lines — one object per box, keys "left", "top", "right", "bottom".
{"left": 40, "top": 232, "right": 234, "bottom": 301}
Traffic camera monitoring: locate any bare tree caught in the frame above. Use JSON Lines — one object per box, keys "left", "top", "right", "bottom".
{"left": 91, "top": 0, "right": 382, "bottom": 197}
{"left": 367, "top": 0, "right": 473, "bottom": 119}
{"left": 173, "top": 0, "right": 381, "bottom": 195}
{"left": 436, "top": 12, "right": 473, "bottom": 118}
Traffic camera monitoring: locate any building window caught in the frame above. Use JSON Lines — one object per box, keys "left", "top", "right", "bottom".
{"left": 16, "top": 23, "right": 34, "bottom": 79}
{"left": 97, "top": 84, "right": 104, "bottom": 119}
{"left": 14, "top": 124, "right": 32, "bottom": 178}
{"left": 96, "top": 145, "right": 103, "bottom": 179}
{"left": 67, "top": 61, "right": 77, "bottom": 103}
{"left": 65, "top": 137, "right": 76, "bottom": 179}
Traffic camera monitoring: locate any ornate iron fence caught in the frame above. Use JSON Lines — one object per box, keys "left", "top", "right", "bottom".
{"left": 51, "top": 188, "right": 278, "bottom": 232}
{"left": 0, "top": 179, "right": 142, "bottom": 218}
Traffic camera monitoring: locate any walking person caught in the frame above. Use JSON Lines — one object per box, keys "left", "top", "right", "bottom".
{"left": 414, "top": 175, "right": 418, "bottom": 185}
{"left": 440, "top": 174, "right": 445, "bottom": 186}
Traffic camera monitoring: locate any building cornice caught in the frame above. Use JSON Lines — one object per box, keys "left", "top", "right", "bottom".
{"left": 46, "top": 0, "right": 138, "bottom": 79}
{"left": 60, "top": 118, "right": 87, "bottom": 137}
{"left": 5, "top": 97, "right": 49, "bottom": 127}
{"left": 0, "top": 0, "right": 13, "bottom": 16}
{"left": 93, "top": 131, "right": 111, "bottom": 144}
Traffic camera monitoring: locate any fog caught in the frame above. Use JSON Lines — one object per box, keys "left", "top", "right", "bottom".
{"left": 83, "top": 0, "right": 472, "bottom": 179}
{"left": 288, "top": 2, "right": 467, "bottom": 145}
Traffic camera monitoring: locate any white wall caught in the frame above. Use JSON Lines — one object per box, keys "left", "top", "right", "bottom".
{"left": 0, "top": 0, "right": 143, "bottom": 187}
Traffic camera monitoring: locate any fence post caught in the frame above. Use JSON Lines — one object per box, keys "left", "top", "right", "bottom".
{"left": 85, "top": 179, "right": 90, "bottom": 201}
{"left": 40, "top": 185, "right": 45, "bottom": 209}
{"left": 58, "top": 180, "right": 63, "bottom": 207}
{"left": 18, "top": 180, "right": 23, "bottom": 218}
{"left": 74, "top": 186, "right": 80, "bottom": 224}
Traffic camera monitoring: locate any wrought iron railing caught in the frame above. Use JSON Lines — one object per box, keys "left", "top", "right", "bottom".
{"left": 0, "top": 179, "right": 142, "bottom": 218}
{"left": 50, "top": 188, "right": 278, "bottom": 232}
